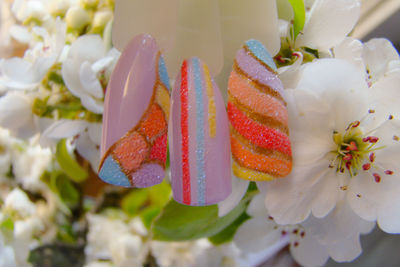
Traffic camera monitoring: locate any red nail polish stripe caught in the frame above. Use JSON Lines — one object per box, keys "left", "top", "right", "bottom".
{"left": 227, "top": 102, "right": 292, "bottom": 156}
{"left": 180, "top": 60, "right": 191, "bottom": 205}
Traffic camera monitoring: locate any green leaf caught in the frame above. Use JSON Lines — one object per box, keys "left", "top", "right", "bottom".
{"left": 57, "top": 175, "right": 80, "bottom": 207}
{"left": 121, "top": 189, "right": 148, "bottom": 216}
{"left": 152, "top": 197, "right": 249, "bottom": 241}
{"left": 209, "top": 212, "right": 250, "bottom": 245}
{"left": 0, "top": 217, "right": 14, "bottom": 231}
{"left": 147, "top": 180, "right": 171, "bottom": 207}
{"left": 141, "top": 206, "right": 162, "bottom": 229}
{"left": 288, "top": 0, "right": 306, "bottom": 39}
{"left": 56, "top": 139, "right": 88, "bottom": 183}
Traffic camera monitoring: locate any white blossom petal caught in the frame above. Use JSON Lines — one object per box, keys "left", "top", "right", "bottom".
{"left": 79, "top": 61, "right": 103, "bottom": 99}
{"left": 290, "top": 231, "right": 329, "bottom": 267}
{"left": 334, "top": 37, "right": 365, "bottom": 75}
{"left": 234, "top": 217, "right": 282, "bottom": 254}
{"left": 296, "top": 0, "right": 361, "bottom": 50}
{"left": 363, "top": 38, "right": 400, "bottom": 82}
{"left": 218, "top": 176, "right": 249, "bottom": 217}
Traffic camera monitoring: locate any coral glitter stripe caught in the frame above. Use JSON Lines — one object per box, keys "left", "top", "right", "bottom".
{"left": 180, "top": 60, "right": 191, "bottom": 205}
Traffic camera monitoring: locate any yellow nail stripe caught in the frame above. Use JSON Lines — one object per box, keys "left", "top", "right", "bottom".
{"left": 232, "top": 160, "right": 275, "bottom": 181}
{"left": 203, "top": 64, "right": 216, "bottom": 138}
{"left": 155, "top": 84, "right": 170, "bottom": 120}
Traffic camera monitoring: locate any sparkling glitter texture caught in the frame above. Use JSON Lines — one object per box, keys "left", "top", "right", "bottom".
{"left": 99, "top": 36, "right": 170, "bottom": 188}
{"left": 228, "top": 40, "right": 292, "bottom": 181}
{"left": 170, "top": 57, "right": 231, "bottom": 206}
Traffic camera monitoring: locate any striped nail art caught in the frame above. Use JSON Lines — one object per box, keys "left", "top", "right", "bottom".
{"left": 169, "top": 58, "right": 231, "bottom": 206}
{"left": 228, "top": 40, "right": 292, "bottom": 181}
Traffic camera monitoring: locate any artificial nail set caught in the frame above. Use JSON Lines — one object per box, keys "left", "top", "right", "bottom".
{"left": 99, "top": 34, "right": 292, "bottom": 206}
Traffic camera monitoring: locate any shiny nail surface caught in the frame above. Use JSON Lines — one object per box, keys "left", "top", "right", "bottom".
{"left": 99, "top": 34, "right": 170, "bottom": 188}
{"left": 228, "top": 40, "right": 292, "bottom": 181}
{"left": 169, "top": 57, "right": 231, "bottom": 206}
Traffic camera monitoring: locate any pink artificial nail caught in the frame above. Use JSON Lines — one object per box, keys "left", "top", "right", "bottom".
{"left": 99, "top": 34, "right": 171, "bottom": 188}
{"left": 169, "top": 57, "right": 232, "bottom": 206}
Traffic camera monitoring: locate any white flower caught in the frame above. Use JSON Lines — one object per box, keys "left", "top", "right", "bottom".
{"left": 85, "top": 214, "right": 148, "bottom": 266}
{"left": 4, "top": 188, "right": 37, "bottom": 218}
{"left": 12, "top": 140, "right": 52, "bottom": 192}
{"left": 263, "top": 58, "right": 400, "bottom": 234}
{"left": 0, "top": 92, "right": 36, "bottom": 139}
{"left": 235, "top": 194, "right": 374, "bottom": 267}
{"left": 151, "top": 239, "right": 211, "bottom": 267}
{"left": 62, "top": 34, "right": 120, "bottom": 114}
{"left": 0, "top": 19, "right": 66, "bottom": 91}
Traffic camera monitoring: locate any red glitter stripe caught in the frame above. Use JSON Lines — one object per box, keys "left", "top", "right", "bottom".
{"left": 227, "top": 102, "right": 292, "bottom": 156}
{"left": 180, "top": 60, "right": 191, "bottom": 205}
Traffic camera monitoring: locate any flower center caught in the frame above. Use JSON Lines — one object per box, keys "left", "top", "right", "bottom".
{"left": 330, "top": 117, "right": 393, "bottom": 182}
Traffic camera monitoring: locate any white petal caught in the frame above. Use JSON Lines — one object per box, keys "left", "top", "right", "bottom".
{"left": 310, "top": 170, "right": 339, "bottom": 218}
{"left": 304, "top": 201, "right": 375, "bottom": 245}
{"left": 0, "top": 58, "right": 38, "bottom": 85}
{"left": 0, "top": 92, "right": 32, "bottom": 131}
{"left": 218, "top": 176, "right": 249, "bottom": 217}
{"left": 91, "top": 56, "right": 116, "bottom": 74}
{"left": 247, "top": 193, "right": 268, "bottom": 218}
{"left": 326, "top": 235, "right": 362, "bottom": 262}
{"left": 287, "top": 88, "right": 334, "bottom": 166}
{"left": 9, "top": 25, "right": 32, "bottom": 43}
{"left": 377, "top": 188, "right": 400, "bottom": 234}
{"left": 290, "top": 230, "right": 329, "bottom": 267}
{"left": 368, "top": 69, "right": 400, "bottom": 121}
{"left": 79, "top": 61, "right": 103, "bottom": 99}
{"left": 265, "top": 160, "right": 335, "bottom": 225}
{"left": 62, "top": 58, "right": 86, "bottom": 98}
{"left": 88, "top": 123, "right": 102, "bottom": 146}
{"left": 234, "top": 217, "right": 282, "bottom": 254}
{"left": 68, "top": 34, "right": 106, "bottom": 63}
{"left": 40, "top": 120, "right": 87, "bottom": 147}
{"left": 76, "top": 132, "right": 100, "bottom": 172}
{"left": 333, "top": 37, "right": 365, "bottom": 75}
{"left": 347, "top": 173, "right": 379, "bottom": 222}
{"left": 80, "top": 94, "right": 104, "bottom": 114}
{"left": 296, "top": 0, "right": 361, "bottom": 50}
{"left": 296, "top": 59, "right": 368, "bottom": 131}
{"left": 363, "top": 38, "right": 400, "bottom": 82}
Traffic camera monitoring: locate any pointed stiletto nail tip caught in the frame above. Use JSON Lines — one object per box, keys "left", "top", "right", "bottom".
{"left": 99, "top": 34, "right": 171, "bottom": 188}
{"left": 169, "top": 57, "right": 232, "bottom": 206}
{"left": 228, "top": 40, "right": 292, "bottom": 181}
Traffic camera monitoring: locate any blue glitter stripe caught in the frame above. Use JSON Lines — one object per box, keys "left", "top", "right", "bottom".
{"left": 192, "top": 58, "right": 206, "bottom": 206}
{"left": 245, "top": 39, "right": 277, "bottom": 72}
{"left": 99, "top": 156, "right": 132, "bottom": 187}
{"left": 158, "top": 56, "right": 171, "bottom": 90}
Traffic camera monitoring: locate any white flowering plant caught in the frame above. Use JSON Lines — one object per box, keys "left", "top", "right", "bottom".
{"left": 0, "top": 0, "right": 399, "bottom": 266}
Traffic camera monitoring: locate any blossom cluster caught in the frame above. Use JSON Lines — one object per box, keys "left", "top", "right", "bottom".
{"left": 0, "top": 0, "right": 400, "bottom": 266}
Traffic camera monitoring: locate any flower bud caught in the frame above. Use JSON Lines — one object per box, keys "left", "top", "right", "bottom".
{"left": 65, "top": 6, "right": 90, "bottom": 31}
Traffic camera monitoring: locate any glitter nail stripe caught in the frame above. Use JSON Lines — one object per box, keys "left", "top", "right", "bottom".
{"left": 227, "top": 102, "right": 291, "bottom": 156}
{"left": 232, "top": 160, "right": 275, "bottom": 181}
{"left": 203, "top": 64, "right": 217, "bottom": 138}
{"left": 228, "top": 70, "right": 288, "bottom": 125}
{"left": 245, "top": 40, "right": 277, "bottom": 72}
{"left": 231, "top": 134, "right": 292, "bottom": 177}
{"left": 193, "top": 58, "right": 206, "bottom": 206}
{"left": 180, "top": 60, "right": 191, "bottom": 205}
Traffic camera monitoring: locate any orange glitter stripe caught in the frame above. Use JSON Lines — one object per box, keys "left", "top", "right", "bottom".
{"left": 231, "top": 134, "right": 292, "bottom": 177}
